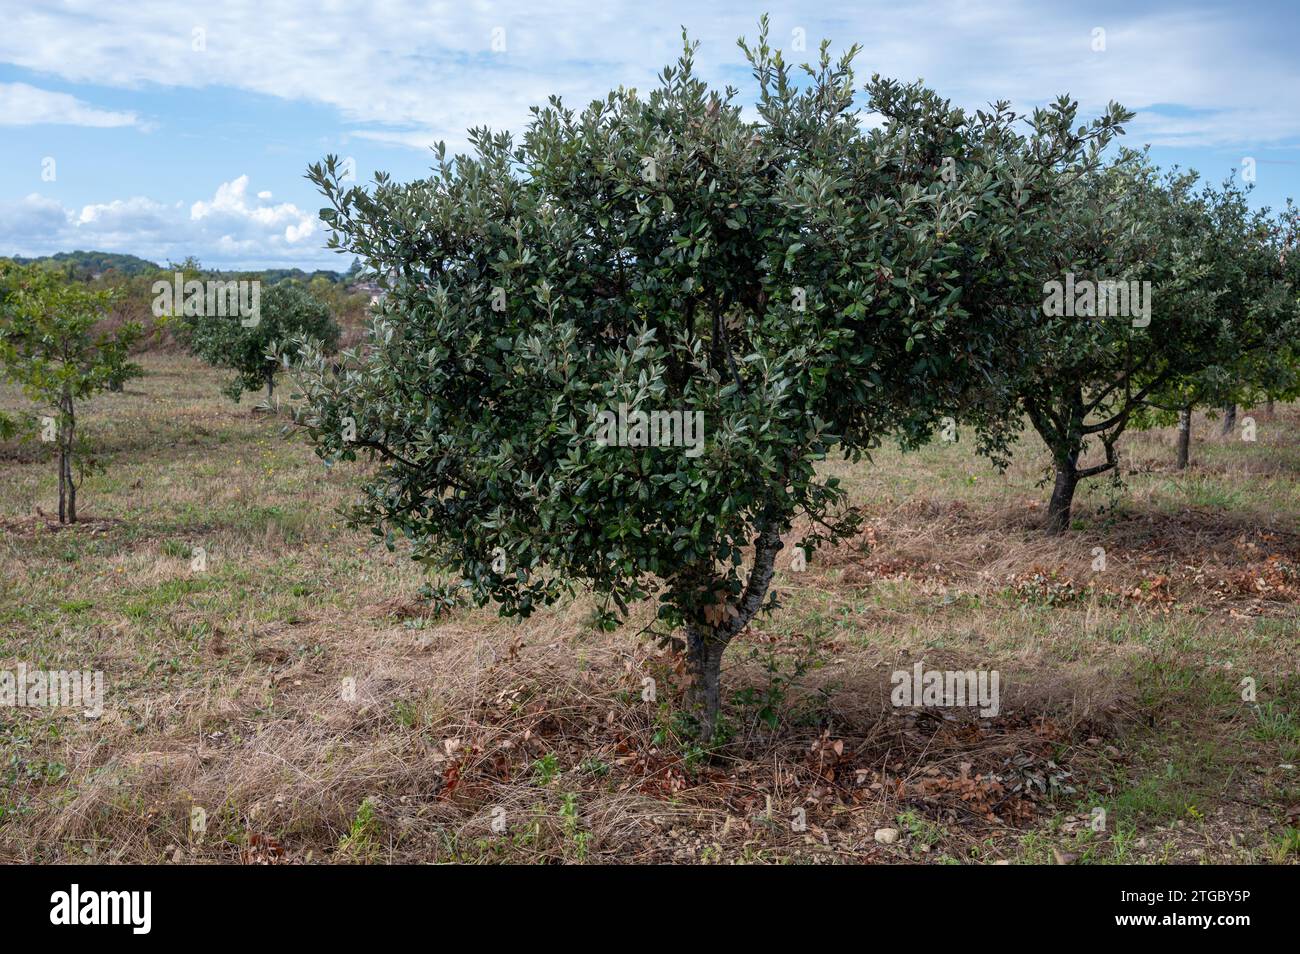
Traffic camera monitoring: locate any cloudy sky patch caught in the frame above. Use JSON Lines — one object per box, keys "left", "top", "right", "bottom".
{"left": 0, "top": 0, "right": 1295, "bottom": 269}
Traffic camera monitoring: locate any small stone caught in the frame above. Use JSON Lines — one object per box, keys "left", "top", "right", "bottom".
{"left": 874, "top": 827, "right": 901, "bottom": 845}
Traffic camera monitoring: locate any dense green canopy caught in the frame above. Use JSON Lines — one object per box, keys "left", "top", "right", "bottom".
{"left": 292, "top": 23, "right": 1129, "bottom": 735}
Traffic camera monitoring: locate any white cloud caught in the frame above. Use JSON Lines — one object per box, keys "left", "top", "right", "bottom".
{"left": 77, "top": 196, "right": 169, "bottom": 228}
{"left": 0, "top": 1, "right": 1295, "bottom": 151}
{"left": 0, "top": 81, "right": 143, "bottom": 128}
{"left": 1, "top": 0, "right": 1296, "bottom": 269}
{"left": 350, "top": 128, "right": 453, "bottom": 152}
{"left": 0, "top": 193, "right": 71, "bottom": 238}
{"left": 190, "top": 174, "right": 314, "bottom": 244}
{"left": 0, "top": 177, "right": 329, "bottom": 268}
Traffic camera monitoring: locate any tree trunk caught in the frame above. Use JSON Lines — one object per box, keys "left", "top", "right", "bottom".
{"left": 1176, "top": 406, "right": 1192, "bottom": 470}
{"left": 266, "top": 373, "right": 275, "bottom": 401}
{"left": 1265, "top": 398, "right": 1275, "bottom": 419}
{"left": 65, "top": 394, "right": 77, "bottom": 523}
{"left": 684, "top": 627, "right": 726, "bottom": 741}
{"left": 57, "top": 444, "right": 67, "bottom": 524}
{"left": 1046, "top": 455, "right": 1079, "bottom": 535}
{"left": 1221, "top": 403, "right": 1237, "bottom": 436}
{"left": 65, "top": 449, "right": 76, "bottom": 523}
{"left": 679, "top": 521, "right": 784, "bottom": 741}
{"left": 55, "top": 392, "right": 78, "bottom": 524}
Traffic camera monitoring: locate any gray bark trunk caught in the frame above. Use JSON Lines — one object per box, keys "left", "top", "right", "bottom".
{"left": 67, "top": 395, "right": 77, "bottom": 524}
{"left": 1221, "top": 403, "right": 1237, "bottom": 436}
{"left": 1046, "top": 457, "right": 1078, "bottom": 535}
{"left": 66, "top": 451, "right": 76, "bottom": 523}
{"left": 1176, "top": 406, "right": 1191, "bottom": 470}
{"left": 56, "top": 392, "right": 77, "bottom": 524}
{"left": 684, "top": 628, "right": 726, "bottom": 740}
{"left": 681, "top": 522, "right": 784, "bottom": 741}
{"left": 57, "top": 445, "right": 67, "bottom": 524}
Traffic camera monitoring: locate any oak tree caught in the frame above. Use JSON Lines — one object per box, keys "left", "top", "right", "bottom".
{"left": 293, "top": 24, "right": 1125, "bottom": 737}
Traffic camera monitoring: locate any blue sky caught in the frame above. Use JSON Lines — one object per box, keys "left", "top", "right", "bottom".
{"left": 1, "top": 0, "right": 1297, "bottom": 270}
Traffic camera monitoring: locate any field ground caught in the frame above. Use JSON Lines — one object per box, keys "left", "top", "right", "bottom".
{"left": 1, "top": 353, "right": 1297, "bottom": 864}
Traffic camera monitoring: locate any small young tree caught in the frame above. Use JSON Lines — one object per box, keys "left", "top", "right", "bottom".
{"left": 0, "top": 262, "right": 142, "bottom": 523}
{"left": 186, "top": 280, "right": 340, "bottom": 403}
{"left": 292, "top": 25, "right": 1124, "bottom": 738}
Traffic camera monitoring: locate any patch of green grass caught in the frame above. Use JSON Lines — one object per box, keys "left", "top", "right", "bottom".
{"left": 896, "top": 809, "right": 946, "bottom": 849}
{"left": 559, "top": 792, "right": 589, "bottom": 861}
{"left": 532, "top": 752, "right": 560, "bottom": 786}
{"left": 1163, "top": 476, "right": 1246, "bottom": 512}
{"left": 1267, "top": 827, "right": 1300, "bottom": 863}
{"left": 122, "top": 576, "right": 218, "bottom": 619}
{"left": 1252, "top": 700, "right": 1300, "bottom": 761}
{"left": 160, "top": 539, "right": 192, "bottom": 559}
{"left": 392, "top": 699, "right": 420, "bottom": 728}
{"left": 337, "top": 798, "right": 382, "bottom": 862}
{"left": 1112, "top": 751, "right": 1217, "bottom": 824}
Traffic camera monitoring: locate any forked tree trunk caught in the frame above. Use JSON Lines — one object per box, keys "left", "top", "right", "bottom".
{"left": 1221, "top": 403, "right": 1237, "bottom": 436}
{"left": 680, "top": 523, "right": 784, "bottom": 741}
{"left": 1176, "top": 406, "right": 1192, "bottom": 470}
{"left": 1046, "top": 454, "right": 1079, "bottom": 535}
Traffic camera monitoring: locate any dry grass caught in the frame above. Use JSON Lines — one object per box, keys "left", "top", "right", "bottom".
{"left": 1, "top": 354, "right": 1296, "bottom": 864}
